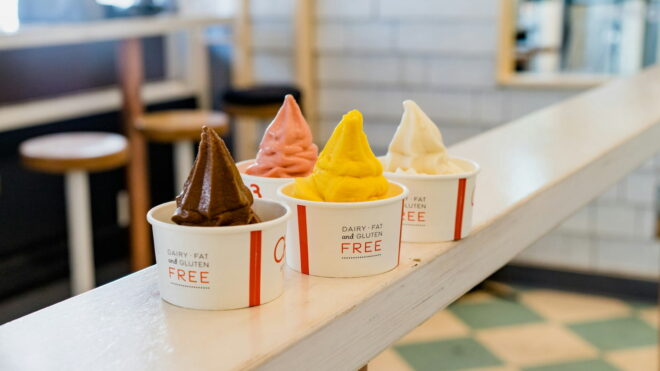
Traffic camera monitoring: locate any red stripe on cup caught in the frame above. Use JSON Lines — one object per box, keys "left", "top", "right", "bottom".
{"left": 454, "top": 178, "right": 467, "bottom": 241}
{"left": 297, "top": 205, "right": 310, "bottom": 274}
{"left": 397, "top": 199, "right": 404, "bottom": 265}
{"left": 249, "top": 230, "right": 262, "bottom": 307}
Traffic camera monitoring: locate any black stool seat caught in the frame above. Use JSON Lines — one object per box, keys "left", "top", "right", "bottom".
{"left": 222, "top": 85, "right": 301, "bottom": 106}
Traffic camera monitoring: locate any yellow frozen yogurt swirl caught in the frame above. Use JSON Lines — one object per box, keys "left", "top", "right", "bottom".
{"left": 293, "top": 110, "right": 389, "bottom": 202}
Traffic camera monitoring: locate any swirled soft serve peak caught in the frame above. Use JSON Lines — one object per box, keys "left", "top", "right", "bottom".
{"left": 292, "top": 109, "right": 389, "bottom": 202}
{"left": 245, "top": 94, "right": 318, "bottom": 178}
{"left": 382, "top": 100, "right": 463, "bottom": 175}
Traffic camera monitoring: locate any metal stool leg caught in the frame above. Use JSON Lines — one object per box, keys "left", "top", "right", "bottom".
{"left": 64, "top": 171, "right": 95, "bottom": 294}
{"left": 173, "top": 139, "right": 195, "bottom": 192}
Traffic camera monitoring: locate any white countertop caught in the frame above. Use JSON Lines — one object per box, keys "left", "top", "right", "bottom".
{"left": 1, "top": 66, "right": 659, "bottom": 370}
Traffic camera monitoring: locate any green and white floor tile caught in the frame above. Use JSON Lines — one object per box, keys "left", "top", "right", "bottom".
{"left": 371, "top": 282, "right": 658, "bottom": 371}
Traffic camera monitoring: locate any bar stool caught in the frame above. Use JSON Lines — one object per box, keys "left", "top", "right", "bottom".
{"left": 135, "top": 110, "right": 229, "bottom": 190}
{"left": 20, "top": 132, "right": 129, "bottom": 295}
{"left": 222, "top": 86, "right": 302, "bottom": 118}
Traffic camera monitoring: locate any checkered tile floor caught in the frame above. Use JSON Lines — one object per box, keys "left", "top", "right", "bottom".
{"left": 371, "top": 282, "right": 658, "bottom": 371}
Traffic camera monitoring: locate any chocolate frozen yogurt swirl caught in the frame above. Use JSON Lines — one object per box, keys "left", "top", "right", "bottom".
{"left": 172, "top": 126, "right": 260, "bottom": 226}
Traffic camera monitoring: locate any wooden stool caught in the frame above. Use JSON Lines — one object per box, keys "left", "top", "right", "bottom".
{"left": 20, "top": 132, "right": 129, "bottom": 295}
{"left": 135, "top": 110, "right": 229, "bottom": 190}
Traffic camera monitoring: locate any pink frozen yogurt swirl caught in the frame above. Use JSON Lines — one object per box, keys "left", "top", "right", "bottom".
{"left": 245, "top": 94, "right": 318, "bottom": 178}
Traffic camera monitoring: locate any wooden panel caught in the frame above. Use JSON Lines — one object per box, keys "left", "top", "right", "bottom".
{"left": 294, "top": 0, "right": 318, "bottom": 138}
{"left": 1, "top": 66, "right": 660, "bottom": 370}
{"left": 232, "top": 0, "right": 253, "bottom": 88}
{"left": 0, "top": 38, "right": 165, "bottom": 105}
{"left": 496, "top": 0, "right": 516, "bottom": 84}
{"left": 0, "top": 80, "right": 195, "bottom": 133}
{"left": 117, "top": 39, "right": 152, "bottom": 271}
{"left": 0, "top": 16, "right": 232, "bottom": 51}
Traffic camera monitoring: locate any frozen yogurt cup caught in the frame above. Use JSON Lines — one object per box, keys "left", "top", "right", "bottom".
{"left": 382, "top": 157, "right": 479, "bottom": 242}
{"left": 148, "top": 198, "right": 290, "bottom": 310}
{"left": 277, "top": 181, "right": 408, "bottom": 277}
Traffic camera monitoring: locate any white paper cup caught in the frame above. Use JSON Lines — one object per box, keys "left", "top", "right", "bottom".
{"left": 147, "top": 198, "right": 291, "bottom": 310}
{"left": 237, "top": 159, "right": 294, "bottom": 200}
{"left": 276, "top": 182, "right": 409, "bottom": 277}
{"left": 382, "top": 157, "right": 479, "bottom": 243}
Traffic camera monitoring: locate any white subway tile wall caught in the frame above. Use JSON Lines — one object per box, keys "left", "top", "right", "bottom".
{"left": 556, "top": 207, "right": 593, "bottom": 235}
{"left": 252, "top": 22, "right": 293, "bottom": 50}
{"left": 515, "top": 234, "right": 592, "bottom": 271}
{"left": 317, "top": 0, "right": 375, "bottom": 19}
{"left": 638, "top": 208, "right": 657, "bottom": 240}
{"left": 378, "top": 0, "right": 499, "bottom": 20}
{"left": 595, "top": 204, "right": 639, "bottom": 239}
{"left": 318, "top": 56, "right": 400, "bottom": 85}
{"left": 253, "top": 53, "right": 294, "bottom": 83}
{"left": 249, "top": 0, "right": 659, "bottom": 279}
{"left": 598, "top": 183, "right": 623, "bottom": 203}
{"left": 317, "top": 23, "right": 346, "bottom": 51}
{"left": 593, "top": 239, "right": 660, "bottom": 278}
{"left": 394, "top": 23, "right": 497, "bottom": 55}
{"left": 250, "top": 0, "right": 293, "bottom": 19}
{"left": 429, "top": 57, "right": 497, "bottom": 89}
{"left": 474, "top": 91, "right": 508, "bottom": 125}
{"left": 624, "top": 173, "right": 656, "bottom": 205}
{"left": 399, "top": 57, "right": 430, "bottom": 87}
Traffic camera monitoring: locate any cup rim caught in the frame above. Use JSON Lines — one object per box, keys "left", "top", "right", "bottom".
{"left": 237, "top": 159, "right": 302, "bottom": 182}
{"left": 147, "top": 198, "right": 291, "bottom": 234}
{"left": 276, "top": 180, "right": 409, "bottom": 208}
{"left": 380, "top": 156, "right": 480, "bottom": 180}
{"left": 236, "top": 159, "right": 256, "bottom": 168}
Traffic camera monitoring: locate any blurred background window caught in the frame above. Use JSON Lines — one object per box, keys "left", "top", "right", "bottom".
{"left": 0, "top": 0, "right": 20, "bottom": 33}
{"left": 509, "top": 0, "right": 660, "bottom": 78}
{"left": 14, "top": 0, "right": 176, "bottom": 24}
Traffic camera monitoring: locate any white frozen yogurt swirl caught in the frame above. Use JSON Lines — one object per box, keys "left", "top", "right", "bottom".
{"left": 382, "top": 100, "right": 464, "bottom": 175}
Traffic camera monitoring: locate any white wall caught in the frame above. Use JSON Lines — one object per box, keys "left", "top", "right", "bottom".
{"left": 249, "top": 0, "right": 659, "bottom": 280}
